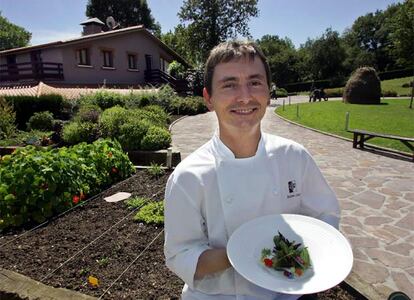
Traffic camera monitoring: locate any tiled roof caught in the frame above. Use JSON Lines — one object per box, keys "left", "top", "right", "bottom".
{"left": 0, "top": 82, "right": 157, "bottom": 100}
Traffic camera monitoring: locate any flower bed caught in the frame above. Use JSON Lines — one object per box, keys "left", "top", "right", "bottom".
{"left": 0, "top": 169, "right": 363, "bottom": 299}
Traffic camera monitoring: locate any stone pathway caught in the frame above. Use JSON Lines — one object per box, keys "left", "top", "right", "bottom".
{"left": 171, "top": 103, "right": 414, "bottom": 299}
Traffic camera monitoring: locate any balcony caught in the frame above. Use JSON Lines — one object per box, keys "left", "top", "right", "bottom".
{"left": 144, "top": 69, "right": 189, "bottom": 94}
{"left": 0, "top": 62, "right": 64, "bottom": 82}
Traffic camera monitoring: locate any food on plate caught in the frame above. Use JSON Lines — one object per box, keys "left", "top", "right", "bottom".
{"left": 261, "top": 231, "right": 311, "bottom": 279}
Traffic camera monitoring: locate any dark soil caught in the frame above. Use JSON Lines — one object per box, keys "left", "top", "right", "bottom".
{"left": 0, "top": 170, "right": 363, "bottom": 299}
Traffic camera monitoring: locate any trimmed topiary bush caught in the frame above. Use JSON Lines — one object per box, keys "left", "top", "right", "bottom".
{"left": 99, "top": 106, "right": 128, "bottom": 138}
{"left": 118, "top": 119, "right": 151, "bottom": 150}
{"left": 27, "top": 111, "right": 54, "bottom": 131}
{"left": 76, "top": 104, "right": 102, "bottom": 123}
{"left": 140, "top": 126, "right": 171, "bottom": 150}
{"left": 343, "top": 67, "right": 381, "bottom": 104}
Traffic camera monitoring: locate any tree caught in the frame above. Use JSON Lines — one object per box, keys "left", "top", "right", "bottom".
{"left": 85, "top": 0, "right": 161, "bottom": 36}
{"left": 161, "top": 25, "right": 199, "bottom": 65}
{"left": 256, "top": 35, "right": 300, "bottom": 86}
{"left": 0, "top": 12, "right": 31, "bottom": 51}
{"left": 178, "top": 0, "right": 259, "bottom": 63}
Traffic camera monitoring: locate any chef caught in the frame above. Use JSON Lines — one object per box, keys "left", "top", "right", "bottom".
{"left": 164, "top": 40, "right": 340, "bottom": 300}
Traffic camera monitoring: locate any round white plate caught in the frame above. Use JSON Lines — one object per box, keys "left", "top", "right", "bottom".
{"left": 227, "top": 214, "right": 353, "bottom": 294}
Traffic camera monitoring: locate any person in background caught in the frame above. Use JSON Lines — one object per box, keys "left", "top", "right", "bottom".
{"left": 164, "top": 40, "right": 340, "bottom": 300}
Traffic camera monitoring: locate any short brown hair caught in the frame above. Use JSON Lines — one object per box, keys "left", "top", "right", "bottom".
{"left": 204, "top": 40, "right": 271, "bottom": 95}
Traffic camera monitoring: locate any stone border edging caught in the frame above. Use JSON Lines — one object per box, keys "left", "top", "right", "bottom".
{"left": 0, "top": 268, "right": 96, "bottom": 300}
{"left": 273, "top": 106, "right": 412, "bottom": 160}
{"left": 169, "top": 115, "right": 189, "bottom": 132}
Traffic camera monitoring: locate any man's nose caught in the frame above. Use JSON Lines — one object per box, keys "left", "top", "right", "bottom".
{"left": 236, "top": 84, "right": 252, "bottom": 103}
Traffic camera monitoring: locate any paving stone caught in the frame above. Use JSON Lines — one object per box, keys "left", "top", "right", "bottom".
{"left": 353, "top": 207, "right": 375, "bottom": 218}
{"left": 406, "top": 267, "right": 414, "bottom": 276}
{"left": 370, "top": 228, "right": 399, "bottom": 244}
{"left": 350, "top": 190, "right": 385, "bottom": 209}
{"left": 379, "top": 187, "right": 402, "bottom": 196}
{"left": 340, "top": 200, "right": 361, "bottom": 210}
{"left": 341, "top": 225, "right": 359, "bottom": 235}
{"left": 386, "top": 199, "right": 411, "bottom": 210}
{"left": 342, "top": 216, "right": 364, "bottom": 227}
{"left": 382, "top": 208, "right": 401, "bottom": 218}
{"left": 352, "top": 248, "right": 369, "bottom": 261}
{"left": 383, "top": 225, "right": 411, "bottom": 239}
{"left": 405, "top": 192, "right": 414, "bottom": 201}
{"left": 366, "top": 249, "right": 413, "bottom": 269}
{"left": 385, "top": 243, "right": 413, "bottom": 256}
{"left": 391, "top": 271, "right": 414, "bottom": 299}
{"left": 349, "top": 236, "right": 379, "bottom": 248}
{"left": 364, "top": 216, "right": 393, "bottom": 226}
{"left": 395, "top": 212, "right": 414, "bottom": 230}
{"left": 352, "top": 260, "right": 389, "bottom": 284}
{"left": 352, "top": 168, "right": 370, "bottom": 179}
{"left": 333, "top": 187, "right": 353, "bottom": 199}
{"left": 385, "top": 179, "right": 414, "bottom": 192}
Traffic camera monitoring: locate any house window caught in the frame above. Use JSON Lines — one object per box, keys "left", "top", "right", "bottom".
{"left": 76, "top": 48, "right": 90, "bottom": 66}
{"left": 102, "top": 50, "right": 114, "bottom": 68}
{"left": 128, "top": 54, "right": 137, "bottom": 70}
{"left": 160, "top": 57, "right": 169, "bottom": 73}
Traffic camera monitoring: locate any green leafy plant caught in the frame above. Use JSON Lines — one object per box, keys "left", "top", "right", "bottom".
{"left": 0, "top": 96, "right": 16, "bottom": 139}
{"left": 75, "top": 104, "right": 102, "bottom": 123}
{"left": 125, "top": 196, "right": 150, "bottom": 209}
{"left": 118, "top": 119, "right": 151, "bottom": 150}
{"left": 0, "top": 139, "right": 135, "bottom": 231}
{"left": 96, "top": 257, "right": 109, "bottom": 267}
{"left": 147, "top": 163, "right": 165, "bottom": 179}
{"left": 62, "top": 121, "right": 100, "bottom": 145}
{"left": 134, "top": 201, "right": 164, "bottom": 225}
{"left": 140, "top": 126, "right": 171, "bottom": 150}
{"left": 26, "top": 111, "right": 54, "bottom": 131}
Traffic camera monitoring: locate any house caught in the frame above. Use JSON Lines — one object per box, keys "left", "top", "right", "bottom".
{"left": 0, "top": 18, "right": 190, "bottom": 92}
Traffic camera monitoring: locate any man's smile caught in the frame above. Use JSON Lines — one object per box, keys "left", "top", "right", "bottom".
{"left": 230, "top": 107, "right": 258, "bottom": 115}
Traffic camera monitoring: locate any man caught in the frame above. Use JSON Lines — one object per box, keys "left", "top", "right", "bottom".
{"left": 164, "top": 41, "right": 340, "bottom": 299}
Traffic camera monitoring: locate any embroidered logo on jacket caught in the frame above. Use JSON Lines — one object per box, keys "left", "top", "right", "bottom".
{"left": 287, "top": 180, "right": 301, "bottom": 199}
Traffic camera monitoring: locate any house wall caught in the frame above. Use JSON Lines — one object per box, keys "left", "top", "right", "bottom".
{"left": 57, "top": 30, "right": 176, "bottom": 85}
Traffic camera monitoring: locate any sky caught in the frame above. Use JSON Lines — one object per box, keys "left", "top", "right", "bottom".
{"left": 0, "top": 0, "right": 403, "bottom": 49}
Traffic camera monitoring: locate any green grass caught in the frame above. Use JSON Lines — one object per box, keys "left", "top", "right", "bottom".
{"left": 276, "top": 99, "right": 414, "bottom": 153}
{"left": 381, "top": 77, "right": 413, "bottom": 96}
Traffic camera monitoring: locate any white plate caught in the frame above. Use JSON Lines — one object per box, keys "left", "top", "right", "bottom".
{"left": 227, "top": 214, "right": 353, "bottom": 294}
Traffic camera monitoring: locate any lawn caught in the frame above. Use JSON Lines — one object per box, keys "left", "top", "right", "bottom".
{"left": 275, "top": 99, "right": 414, "bottom": 153}
{"left": 381, "top": 76, "right": 413, "bottom": 96}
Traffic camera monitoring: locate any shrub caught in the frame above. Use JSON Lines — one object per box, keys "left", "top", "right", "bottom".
{"left": 169, "top": 96, "right": 207, "bottom": 115}
{"left": 343, "top": 67, "right": 381, "bottom": 104}
{"left": 0, "top": 139, "right": 135, "bottom": 230}
{"left": 186, "top": 65, "right": 204, "bottom": 96}
{"left": 62, "top": 121, "right": 100, "bottom": 144}
{"left": 124, "top": 90, "right": 158, "bottom": 109}
{"left": 79, "top": 90, "right": 124, "bottom": 110}
{"left": 153, "top": 84, "right": 177, "bottom": 109}
{"left": 118, "top": 119, "right": 151, "bottom": 150}
{"left": 275, "top": 88, "right": 288, "bottom": 98}
{"left": 401, "top": 81, "right": 413, "bottom": 88}
{"left": 134, "top": 201, "right": 164, "bottom": 224}
{"left": 27, "top": 111, "right": 54, "bottom": 131}
{"left": 140, "top": 126, "right": 171, "bottom": 150}
{"left": 76, "top": 104, "right": 102, "bottom": 123}
{"left": 141, "top": 105, "right": 170, "bottom": 126}
{"left": 99, "top": 106, "right": 128, "bottom": 138}
{"left": 5, "top": 94, "right": 64, "bottom": 129}
{"left": 0, "top": 97, "right": 16, "bottom": 139}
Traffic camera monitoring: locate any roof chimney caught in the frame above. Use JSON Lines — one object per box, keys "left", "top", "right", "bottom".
{"left": 80, "top": 18, "right": 105, "bottom": 35}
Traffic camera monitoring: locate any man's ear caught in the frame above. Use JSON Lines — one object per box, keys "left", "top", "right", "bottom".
{"left": 203, "top": 87, "right": 214, "bottom": 111}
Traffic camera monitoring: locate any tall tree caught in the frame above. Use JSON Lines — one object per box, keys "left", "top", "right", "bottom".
{"left": 0, "top": 12, "right": 31, "bottom": 51}
{"left": 178, "top": 0, "right": 259, "bottom": 63}
{"left": 161, "top": 25, "right": 199, "bottom": 65}
{"left": 85, "top": 0, "right": 160, "bottom": 35}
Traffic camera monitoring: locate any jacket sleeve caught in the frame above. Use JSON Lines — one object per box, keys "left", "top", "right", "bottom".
{"left": 300, "top": 150, "right": 341, "bottom": 229}
{"left": 164, "top": 173, "right": 210, "bottom": 289}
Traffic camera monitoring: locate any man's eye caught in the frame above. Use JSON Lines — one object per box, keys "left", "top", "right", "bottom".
{"left": 223, "top": 83, "right": 236, "bottom": 89}
{"left": 250, "top": 81, "right": 262, "bottom": 86}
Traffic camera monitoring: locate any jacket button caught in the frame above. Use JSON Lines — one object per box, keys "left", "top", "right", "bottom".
{"left": 225, "top": 196, "right": 233, "bottom": 204}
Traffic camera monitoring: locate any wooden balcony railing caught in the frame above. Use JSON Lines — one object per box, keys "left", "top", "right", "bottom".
{"left": 0, "top": 62, "right": 64, "bottom": 82}
{"left": 144, "top": 69, "right": 189, "bottom": 94}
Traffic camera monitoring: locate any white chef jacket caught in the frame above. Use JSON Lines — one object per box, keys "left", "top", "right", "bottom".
{"left": 164, "top": 132, "right": 340, "bottom": 300}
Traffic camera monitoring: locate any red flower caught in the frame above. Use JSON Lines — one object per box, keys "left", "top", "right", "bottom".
{"left": 111, "top": 167, "right": 118, "bottom": 174}
{"left": 264, "top": 258, "right": 273, "bottom": 268}
{"left": 107, "top": 152, "right": 113, "bottom": 158}
{"left": 73, "top": 195, "right": 80, "bottom": 204}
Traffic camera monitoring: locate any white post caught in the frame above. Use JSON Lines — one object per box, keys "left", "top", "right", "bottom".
{"left": 288, "top": 95, "right": 291, "bottom": 105}
{"left": 296, "top": 105, "right": 299, "bottom": 118}
{"left": 167, "top": 147, "right": 172, "bottom": 169}
{"left": 345, "top": 112, "right": 350, "bottom": 131}
{"left": 283, "top": 99, "right": 285, "bottom": 111}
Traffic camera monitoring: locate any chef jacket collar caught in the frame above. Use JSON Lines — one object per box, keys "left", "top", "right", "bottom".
{"left": 212, "top": 129, "right": 266, "bottom": 163}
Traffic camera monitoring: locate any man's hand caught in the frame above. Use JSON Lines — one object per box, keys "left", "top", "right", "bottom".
{"left": 194, "top": 248, "right": 231, "bottom": 280}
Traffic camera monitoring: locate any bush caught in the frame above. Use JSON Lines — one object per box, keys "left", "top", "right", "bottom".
{"left": 62, "top": 121, "right": 100, "bottom": 144}
{"left": 124, "top": 90, "right": 158, "bottom": 109}
{"left": 186, "top": 65, "right": 204, "bottom": 96}
{"left": 275, "top": 87, "right": 288, "bottom": 98}
{"left": 79, "top": 90, "right": 124, "bottom": 110}
{"left": 147, "top": 162, "right": 165, "bottom": 179}
{"left": 153, "top": 84, "right": 177, "bottom": 109}
{"left": 343, "top": 67, "right": 381, "bottom": 104}
{"left": 0, "top": 139, "right": 135, "bottom": 230}
{"left": 141, "top": 105, "right": 170, "bottom": 126}
{"left": 169, "top": 96, "right": 207, "bottom": 115}
{"left": 76, "top": 104, "right": 102, "bottom": 123}
{"left": 99, "top": 106, "right": 128, "bottom": 138}
{"left": 0, "top": 97, "right": 16, "bottom": 139}
{"left": 126, "top": 197, "right": 150, "bottom": 209}
{"left": 118, "top": 119, "right": 151, "bottom": 150}
{"left": 27, "top": 111, "right": 54, "bottom": 131}
{"left": 401, "top": 81, "right": 413, "bottom": 88}
{"left": 134, "top": 201, "right": 164, "bottom": 224}
{"left": 140, "top": 126, "right": 171, "bottom": 150}
{"left": 4, "top": 94, "right": 64, "bottom": 129}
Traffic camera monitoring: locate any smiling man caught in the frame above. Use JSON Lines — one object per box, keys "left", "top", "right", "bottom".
{"left": 164, "top": 41, "right": 340, "bottom": 300}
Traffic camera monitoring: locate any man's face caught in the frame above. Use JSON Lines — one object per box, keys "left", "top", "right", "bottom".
{"left": 203, "top": 57, "right": 270, "bottom": 136}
